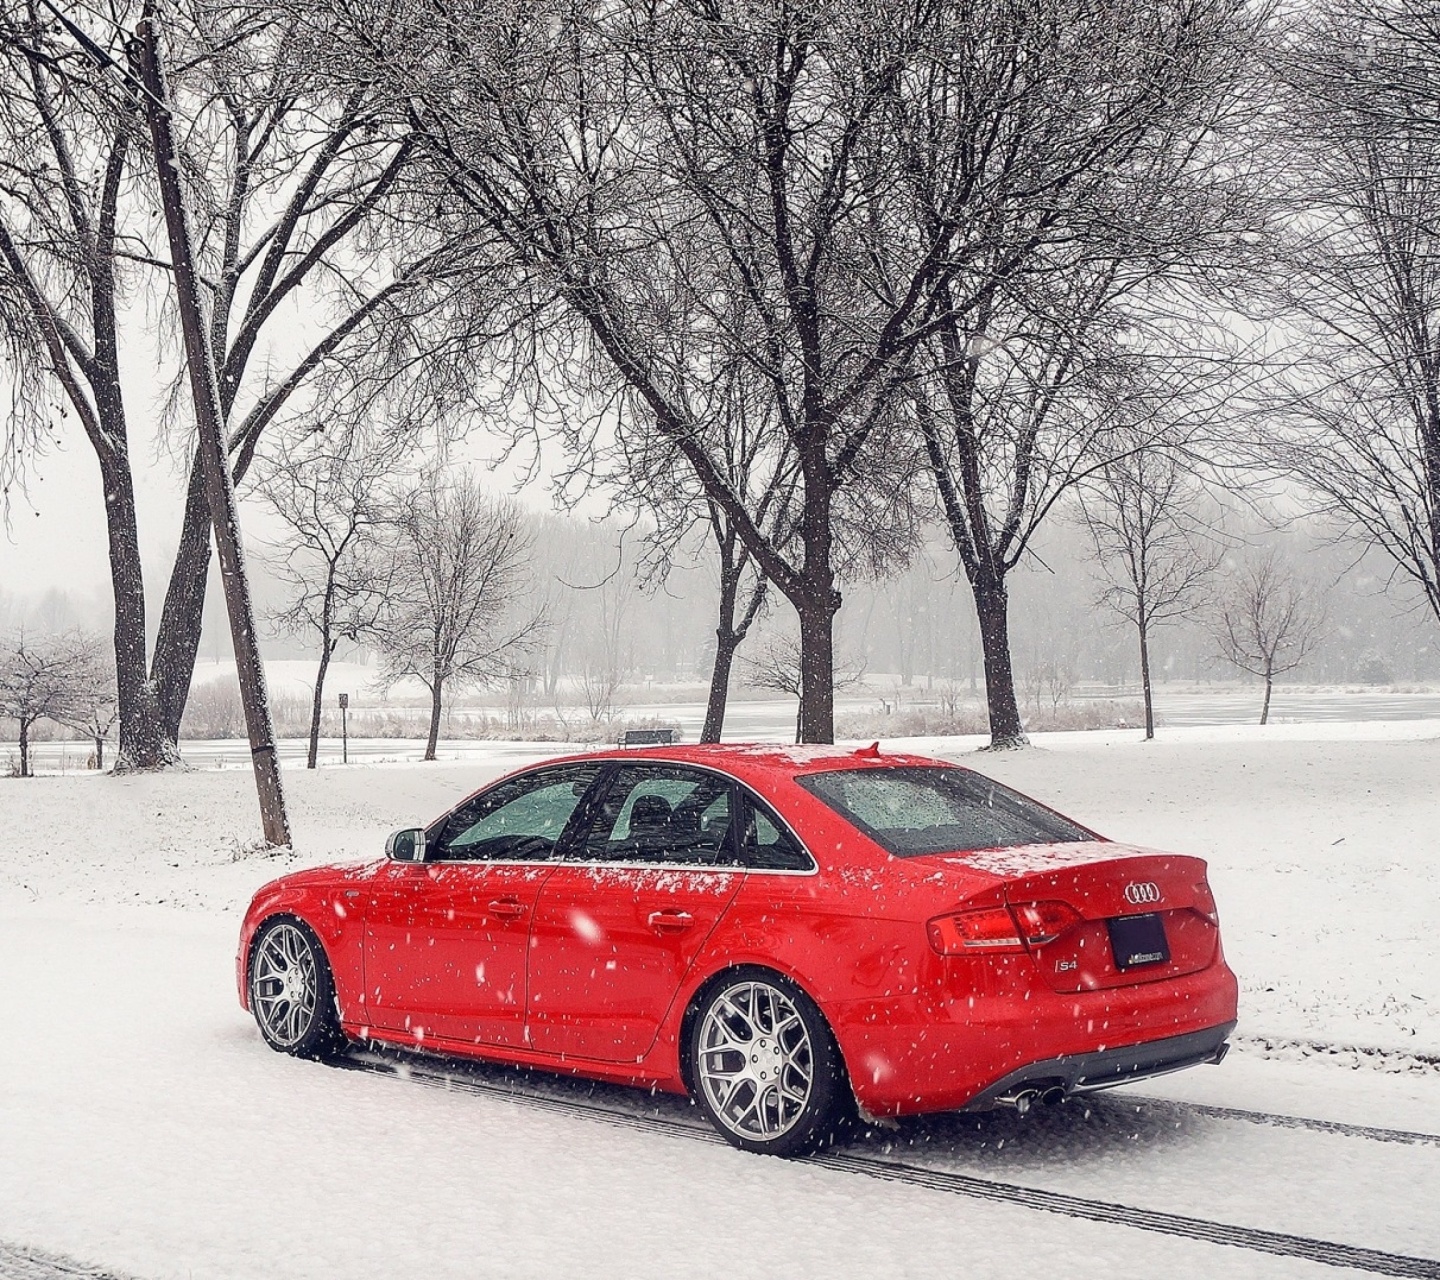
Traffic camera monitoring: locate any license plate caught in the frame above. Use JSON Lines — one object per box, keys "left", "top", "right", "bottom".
{"left": 1107, "top": 912, "right": 1170, "bottom": 970}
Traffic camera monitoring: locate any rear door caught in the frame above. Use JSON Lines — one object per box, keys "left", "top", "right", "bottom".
{"left": 363, "top": 763, "right": 603, "bottom": 1047}
{"left": 526, "top": 764, "right": 744, "bottom": 1062}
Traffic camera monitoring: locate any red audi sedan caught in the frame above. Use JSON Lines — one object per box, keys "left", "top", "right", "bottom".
{"left": 238, "top": 744, "right": 1237, "bottom": 1155}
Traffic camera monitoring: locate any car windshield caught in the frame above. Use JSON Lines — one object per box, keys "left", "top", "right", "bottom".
{"left": 797, "top": 766, "right": 1092, "bottom": 857}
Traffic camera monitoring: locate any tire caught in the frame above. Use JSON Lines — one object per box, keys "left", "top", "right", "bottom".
{"left": 688, "top": 967, "right": 852, "bottom": 1157}
{"left": 248, "top": 917, "right": 345, "bottom": 1060}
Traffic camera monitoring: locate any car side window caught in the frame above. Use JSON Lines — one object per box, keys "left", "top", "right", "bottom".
{"left": 739, "top": 794, "right": 813, "bottom": 871}
{"left": 575, "top": 765, "right": 738, "bottom": 867}
{"left": 431, "top": 765, "right": 603, "bottom": 862}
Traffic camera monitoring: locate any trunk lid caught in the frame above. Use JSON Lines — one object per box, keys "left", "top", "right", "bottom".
{"left": 919, "top": 841, "right": 1220, "bottom": 992}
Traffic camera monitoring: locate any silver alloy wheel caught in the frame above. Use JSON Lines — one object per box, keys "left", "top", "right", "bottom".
{"left": 251, "top": 922, "right": 320, "bottom": 1048}
{"left": 696, "top": 980, "right": 814, "bottom": 1141}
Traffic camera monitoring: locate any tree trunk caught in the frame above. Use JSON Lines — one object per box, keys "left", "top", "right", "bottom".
{"left": 702, "top": 561, "right": 743, "bottom": 745}
{"left": 702, "top": 633, "right": 741, "bottom": 744}
{"left": 425, "top": 680, "right": 443, "bottom": 761}
{"left": 150, "top": 454, "right": 213, "bottom": 743}
{"left": 94, "top": 735, "right": 105, "bottom": 771}
{"left": 19, "top": 718, "right": 31, "bottom": 778}
{"left": 701, "top": 557, "right": 766, "bottom": 744}
{"left": 308, "top": 640, "right": 334, "bottom": 770}
{"left": 1138, "top": 620, "right": 1155, "bottom": 741}
{"left": 973, "top": 576, "right": 1027, "bottom": 749}
{"left": 98, "top": 450, "right": 174, "bottom": 771}
{"left": 796, "top": 592, "right": 838, "bottom": 744}
{"left": 1260, "top": 672, "right": 1273, "bottom": 726}
{"left": 787, "top": 455, "right": 840, "bottom": 745}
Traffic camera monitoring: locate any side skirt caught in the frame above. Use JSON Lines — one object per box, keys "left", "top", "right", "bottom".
{"left": 341, "top": 1022, "right": 689, "bottom": 1095}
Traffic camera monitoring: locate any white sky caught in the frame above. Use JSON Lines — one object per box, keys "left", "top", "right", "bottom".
{"left": 0, "top": 345, "right": 590, "bottom": 626}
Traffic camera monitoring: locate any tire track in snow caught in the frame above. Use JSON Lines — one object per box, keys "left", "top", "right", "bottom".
{"left": 1235, "top": 1035, "right": 1440, "bottom": 1075}
{"left": 0, "top": 1242, "right": 137, "bottom": 1280}
{"left": 334, "top": 1052, "right": 1440, "bottom": 1278}
{"left": 812, "top": 1153, "right": 1440, "bottom": 1278}
{"left": 1123, "top": 1094, "right": 1440, "bottom": 1147}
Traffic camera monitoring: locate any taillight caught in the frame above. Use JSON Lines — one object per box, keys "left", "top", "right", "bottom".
{"left": 927, "top": 905, "right": 1023, "bottom": 953}
{"left": 1010, "top": 900, "right": 1084, "bottom": 946}
{"left": 927, "top": 900, "right": 1084, "bottom": 955}
{"left": 1192, "top": 879, "right": 1219, "bottom": 925}
{"left": 927, "top": 904, "right": 1031, "bottom": 956}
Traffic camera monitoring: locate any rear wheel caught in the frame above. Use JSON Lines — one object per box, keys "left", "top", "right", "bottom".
{"left": 249, "top": 918, "right": 344, "bottom": 1060}
{"left": 689, "top": 969, "right": 851, "bottom": 1157}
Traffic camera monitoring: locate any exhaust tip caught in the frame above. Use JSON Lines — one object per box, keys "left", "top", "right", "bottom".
{"left": 1039, "top": 1086, "right": 1066, "bottom": 1107}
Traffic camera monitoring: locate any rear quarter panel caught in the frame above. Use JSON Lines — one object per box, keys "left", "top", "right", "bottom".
{"left": 653, "top": 775, "right": 1236, "bottom": 1115}
{"left": 650, "top": 776, "right": 1007, "bottom": 1106}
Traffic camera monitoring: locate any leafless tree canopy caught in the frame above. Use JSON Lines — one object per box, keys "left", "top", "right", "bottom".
{"left": 263, "top": 424, "right": 401, "bottom": 767}
{"left": 0, "top": 0, "right": 509, "bottom": 769}
{"left": 327, "top": 0, "right": 1268, "bottom": 743}
{"left": 8, "top": 0, "right": 1440, "bottom": 755}
{"left": 375, "top": 471, "right": 544, "bottom": 760}
{"left": 325, "top": 0, "right": 1033, "bottom": 741}
{"left": 0, "top": 2, "right": 172, "bottom": 769}
{"left": 902, "top": 0, "right": 1265, "bottom": 746}
{"left": 1259, "top": 0, "right": 1440, "bottom": 625}
{"left": 0, "top": 628, "right": 108, "bottom": 776}
{"left": 1082, "top": 446, "right": 1222, "bottom": 737}
{"left": 1214, "top": 551, "right": 1328, "bottom": 724}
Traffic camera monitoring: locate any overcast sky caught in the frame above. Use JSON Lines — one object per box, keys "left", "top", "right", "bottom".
{"left": 0, "top": 348, "right": 575, "bottom": 624}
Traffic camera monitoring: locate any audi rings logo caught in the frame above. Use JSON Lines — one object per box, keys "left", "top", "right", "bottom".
{"left": 1123, "top": 881, "right": 1162, "bottom": 906}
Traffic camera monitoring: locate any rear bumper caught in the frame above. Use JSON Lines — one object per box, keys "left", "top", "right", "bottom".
{"left": 962, "top": 1021, "right": 1235, "bottom": 1110}
{"left": 832, "top": 955, "right": 1239, "bottom": 1115}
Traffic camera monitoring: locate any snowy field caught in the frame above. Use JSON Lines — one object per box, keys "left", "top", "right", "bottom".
{"left": 2, "top": 724, "right": 1438, "bottom": 1278}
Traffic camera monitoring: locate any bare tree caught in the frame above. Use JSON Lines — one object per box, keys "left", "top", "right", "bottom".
{"left": 0, "top": 4, "right": 170, "bottom": 768}
{"left": 918, "top": 307, "right": 1249, "bottom": 751}
{"left": 609, "top": 356, "right": 793, "bottom": 742}
{"left": 574, "top": 558, "right": 632, "bottom": 724}
{"left": 697, "top": 517, "right": 771, "bottom": 743}
{"left": 144, "top": 2, "right": 488, "bottom": 743}
{"left": 1214, "top": 551, "right": 1327, "bottom": 724}
{"left": 0, "top": 1, "right": 487, "bottom": 764}
{"left": 0, "top": 629, "right": 102, "bottom": 776}
{"left": 338, "top": 0, "right": 1001, "bottom": 742}
{"left": 1258, "top": 0, "right": 1440, "bottom": 628}
{"left": 376, "top": 472, "right": 543, "bottom": 760}
{"left": 60, "top": 641, "right": 119, "bottom": 770}
{"left": 867, "top": 0, "right": 1266, "bottom": 749}
{"left": 1082, "top": 448, "right": 1221, "bottom": 739}
{"left": 742, "top": 630, "right": 864, "bottom": 744}
{"left": 263, "top": 426, "right": 399, "bottom": 768}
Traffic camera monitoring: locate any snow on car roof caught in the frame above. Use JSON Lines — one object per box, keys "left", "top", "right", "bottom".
{"left": 563, "top": 741, "right": 956, "bottom": 776}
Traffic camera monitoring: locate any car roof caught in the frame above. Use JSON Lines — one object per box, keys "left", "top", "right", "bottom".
{"left": 540, "top": 742, "right": 959, "bottom": 785}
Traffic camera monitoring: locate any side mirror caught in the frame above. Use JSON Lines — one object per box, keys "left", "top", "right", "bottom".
{"left": 386, "top": 827, "right": 427, "bottom": 862}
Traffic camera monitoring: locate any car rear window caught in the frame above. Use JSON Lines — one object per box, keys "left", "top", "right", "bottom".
{"left": 796, "top": 766, "right": 1092, "bottom": 857}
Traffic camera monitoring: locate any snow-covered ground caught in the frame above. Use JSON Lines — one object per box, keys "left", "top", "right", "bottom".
{"left": 2, "top": 724, "right": 1437, "bottom": 1278}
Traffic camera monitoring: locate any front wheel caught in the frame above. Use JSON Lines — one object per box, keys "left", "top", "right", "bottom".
{"left": 248, "top": 918, "right": 344, "bottom": 1060}
{"left": 689, "top": 970, "right": 851, "bottom": 1157}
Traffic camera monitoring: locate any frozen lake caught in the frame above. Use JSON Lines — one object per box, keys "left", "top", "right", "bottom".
{"left": 17, "top": 686, "right": 1440, "bottom": 774}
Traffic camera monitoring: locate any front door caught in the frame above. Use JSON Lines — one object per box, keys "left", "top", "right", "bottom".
{"left": 363, "top": 763, "right": 603, "bottom": 1048}
{"left": 527, "top": 764, "right": 744, "bottom": 1062}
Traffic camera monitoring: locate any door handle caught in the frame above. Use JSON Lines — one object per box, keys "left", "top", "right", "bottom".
{"left": 488, "top": 898, "right": 527, "bottom": 920}
{"left": 648, "top": 909, "right": 695, "bottom": 933}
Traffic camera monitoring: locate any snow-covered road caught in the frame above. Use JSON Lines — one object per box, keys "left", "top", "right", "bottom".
{"left": 4, "top": 906, "right": 1438, "bottom": 1279}
{"left": 2, "top": 726, "right": 1438, "bottom": 1278}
